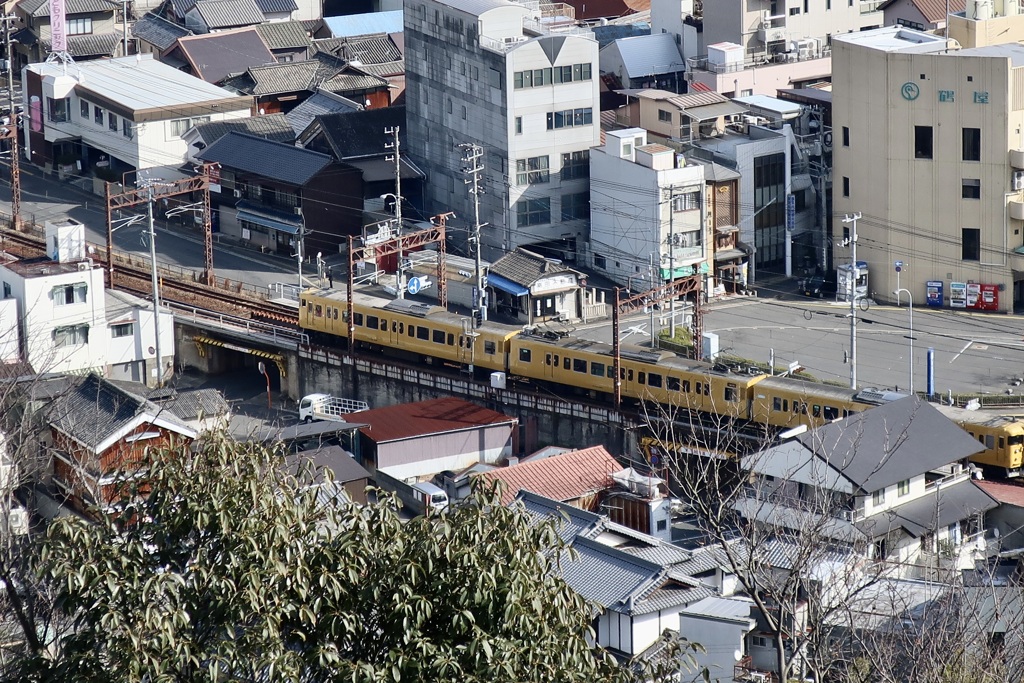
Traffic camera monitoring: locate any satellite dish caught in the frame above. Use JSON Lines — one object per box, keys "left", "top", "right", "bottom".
{"left": 734, "top": 649, "right": 743, "bottom": 662}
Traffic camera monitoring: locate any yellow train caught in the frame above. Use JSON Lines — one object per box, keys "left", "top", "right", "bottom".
{"left": 299, "top": 287, "right": 1024, "bottom": 477}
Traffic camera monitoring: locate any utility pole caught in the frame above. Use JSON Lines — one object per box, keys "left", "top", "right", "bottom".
{"left": 649, "top": 253, "right": 657, "bottom": 347}
{"left": 667, "top": 185, "right": 676, "bottom": 337}
{"left": 842, "top": 212, "right": 861, "bottom": 390}
{"left": 143, "top": 185, "right": 164, "bottom": 388}
{"left": 2, "top": 14, "right": 20, "bottom": 231}
{"left": 120, "top": 0, "right": 129, "bottom": 57}
{"left": 460, "top": 143, "right": 486, "bottom": 325}
{"left": 385, "top": 125, "right": 403, "bottom": 298}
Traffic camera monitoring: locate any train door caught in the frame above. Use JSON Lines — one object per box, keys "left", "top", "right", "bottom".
{"left": 541, "top": 349, "right": 559, "bottom": 381}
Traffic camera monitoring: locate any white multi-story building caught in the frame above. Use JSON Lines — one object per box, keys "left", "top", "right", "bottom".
{"left": 405, "top": 0, "right": 600, "bottom": 263}
{"left": 0, "top": 220, "right": 174, "bottom": 383}
{"left": 22, "top": 55, "right": 252, "bottom": 175}
{"left": 589, "top": 128, "right": 709, "bottom": 289}
{"left": 649, "top": 0, "right": 882, "bottom": 96}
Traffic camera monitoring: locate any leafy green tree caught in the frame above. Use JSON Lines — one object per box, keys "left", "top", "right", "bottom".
{"left": 3, "top": 433, "right": 703, "bottom": 683}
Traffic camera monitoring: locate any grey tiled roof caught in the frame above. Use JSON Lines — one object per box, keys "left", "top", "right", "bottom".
{"left": 168, "top": 0, "right": 198, "bottom": 17}
{"left": 254, "top": 0, "right": 298, "bottom": 12}
{"left": 197, "top": 131, "right": 333, "bottom": 185}
{"left": 285, "top": 89, "right": 360, "bottom": 137}
{"left": 47, "top": 374, "right": 191, "bottom": 453}
{"left": 19, "top": 0, "right": 116, "bottom": 17}
{"left": 312, "top": 104, "right": 404, "bottom": 159}
{"left": 41, "top": 32, "right": 120, "bottom": 56}
{"left": 192, "top": 0, "right": 264, "bottom": 28}
{"left": 489, "top": 248, "right": 582, "bottom": 288}
{"left": 228, "top": 59, "right": 320, "bottom": 95}
{"left": 132, "top": 12, "right": 193, "bottom": 51}
{"left": 321, "top": 70, "right": 389, "bottom": 93}
{"left": 561, "top": 535, "right": 665, "bottom": 610}
{"left": 514, "top": 490, "right": 604, "bottom": 542}
{"left": 176, "top": 29, "right": 275, "bottom": 84}
{"left": 254, "top": 20, "right": 310, "bottom": 50}
{"left": 151, "top": 389, "right": 230, "bottom": 421}
{"left": 194, "top": 113, "right": 294, "bottom": 145}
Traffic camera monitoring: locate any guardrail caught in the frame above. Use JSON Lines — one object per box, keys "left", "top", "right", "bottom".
{"left": 173, "top": 304, "right": 308, "bottom": 345}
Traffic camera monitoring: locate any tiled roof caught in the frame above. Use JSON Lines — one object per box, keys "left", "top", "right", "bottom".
{"left": 513, "top": 490, "right": 604, "bottom": 542}
{"left": 255, "top": 20, "right": 310, "bottom": 50}
{"left": 489, "top": 247, "right": 582, "bottom": 288}
{"left": 168, "top": 0, "right": 197, "bottom": 17}
{"left": 19, "top": 0, "right": 116, "bottom": 17}
{"left": 561, "top": 535, "right": 665, "bottom": 610}
{"left": 152, "top": 389, "right": 230, "bottom": 421}
{"left": 193, "top": 113, "right": 295, "bottom": 145}
{"left": 354, "top": 397, "right": 516, "bottom": 443}
{"left": 254, "top": 0, "right": 298, "bottom": 12}
{"left": 321, "top": 70, "right": 389, "bottom": 93}
{"left": 197, "top": 131, "right": 333, "bottom": 185}
{"left": 478, "top": 445, "right": 620, "bottom": 505}
{"left": 175, "top": 28, "right": 276, "bottom": 84}
{"left": 41, "top": 32, "right": 120, "bottom": 56}
{"left": 285, "top": 89, "right": 361, "bottom": 137}
{"left": 223, "top": 53, "right": 350, "bottom": 96}
{"left": 977, "top": 480, "right": 1024, "bottom": 508}
{"left": 312, "top": 104, "right": 405, "bottom": 159}
{"left": 47, "top": 374, "right": 195, "bottom": 454}
{"left": 192, "top": 0, "right": 264, "bottom": 29}
{"left": 132, "top": 12, "right": 193, "bottom": 51}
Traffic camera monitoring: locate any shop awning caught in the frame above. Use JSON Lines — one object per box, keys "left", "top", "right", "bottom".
{"left": 715, "top": 248, "right": 746, "bottom": 262}
{"left": 487, "top": 272, "right": 529, "bottom": 297}
{"left": 237, "top": 209, "right": 301, "bottom": 235}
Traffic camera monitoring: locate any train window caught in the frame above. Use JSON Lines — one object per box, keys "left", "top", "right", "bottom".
{"left": 792, "top": 402, "right": 800, "bottom": 414}
{"left": 695, "top": 382, "right": 702, "bottom": 395}
{"left": 667, "top": 377, "right": 680, "bottom": 391}
{"left": 432, "top": 330, "right": 445, "bottom": 344}
{"left": 545, "top": 354, "right": 552, "bottom": 366}
{"left": 459, "top": 336, "right": 465, "bottom": 348}
{"left": 399, "top": 322, "right": 405, "bottom": 334}
{"left": 417, "top": 327, "right": 429, "bottom": 340}
{"left": 1011, "top": 435, "right": 1024, "bottom": 446}
{"left": 607, "top": 366, "right": 615, "bottom": 378}
{"left": 682, "top": 380, "right": 691, "bottom": 393}
{"left": 366, "top": 315, "right": 378, "bottom": 329}
{"left": 553, "top": 355, "right": 559, "bottom": 365}
{"left": 772, "top": 397, "right": 783, "bottom": 411}
{"left": 341, "top": 310, "right": 349, "bottom": 322}
{"left": 408, "top": 325, "right": 415, "bottom": 337}
{"left": 484, "top": 341, "right": 496, "bottom": 354}
{"left": 986, "top": 435, "right": 994, "bottom": 449}
{"left": 333, "top": 308, "right": 339, "bottom": 320}
{"left": 979, "top": 435, "right": 985, "bottom": 444}
{"left": 648, "top": 373, "right": 662, "bottom": 388}
{"left": 591, "top": 362, "right": 605, "bottom": 376}
{"left": 573, "top": 359, "right": 587, "bottom": 373}
{"left": 638, "top": 372, "right": 646, "bottom": 385}
{"left": 843, "top": 409, "right": 851, "bottom": 417}
{"left": 563, "top": 357, "right": 570, "bottom": 370}
{"left": 314, "top": 305, "right": 323, "bottom": 317}
{"left": 1000, "top": 437, "right": 1005, "bottom": 449}
{"left": 300, "top": 297, "right": 307, "bottom": 308}
{"left": 392, "top": 321, "right": 398, "bottom": 333}
{"left": 800, "top": 403, "right": 807, "bottom": 415}
{"left": 519, "top": 348, "right": 532, "bottom": 363}
{"left": 380, "top": 319, "right": 388, "bottom": 331}
{"left": 824, "top": 406, "right": 839, "bottom": 420}
{"left": 354, "top": 313, "right": 363, "bottom": 326}
{"left": 725, "top": 384, "right": 737, "bottom": 401}
{"left": 447, "top": 333, "right": 454, "bottom": 345}
{"left": 628, "top": 369, "right": 634, "bottom": 381}
{"left": 812, "top": 405, "right": 822, "bottom": 418}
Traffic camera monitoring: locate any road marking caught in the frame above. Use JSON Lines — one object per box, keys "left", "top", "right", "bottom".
{"left": 951, "top": 340, "right": 973, "bottom": 363}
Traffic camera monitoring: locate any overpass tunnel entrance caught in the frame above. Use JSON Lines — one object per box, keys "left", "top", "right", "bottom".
{"left": 192, "top": 336, "right": 285, "bottom": 392}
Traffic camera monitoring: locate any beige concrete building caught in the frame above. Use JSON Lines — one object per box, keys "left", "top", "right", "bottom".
{"left": 832, "top": 24, "right": 1024, "bottom": 312}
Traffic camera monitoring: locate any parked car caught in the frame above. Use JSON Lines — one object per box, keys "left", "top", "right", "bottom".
{"left": 798, "top": 274, "right": 836, "bottom": 299}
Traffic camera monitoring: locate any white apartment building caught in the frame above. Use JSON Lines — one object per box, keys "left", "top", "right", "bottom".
{"left": 22, "top": 55, "right": 252, "bottom": 175}
{"left": 589, "top": 128, "right": 710, "bottom": 289}
{"left": 0, "top": 220, "right": 174, "bottom": 383}
{"left": 833, "top": 22, "right": 1024, "bottom": 312}
{"left": 649, "top": 0, "right": 881, "bottom": 96}
{"left": 404, "top": 0, "right": 600, "bottom": 263}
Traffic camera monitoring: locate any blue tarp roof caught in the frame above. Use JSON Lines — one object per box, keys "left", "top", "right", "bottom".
{"left": 324, "top": 10, "right": 403, "bottom": 38}
{"left": 488, "top": 272, "right": 529, "bottom": 297}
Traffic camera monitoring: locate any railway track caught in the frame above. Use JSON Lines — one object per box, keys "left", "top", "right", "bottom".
{"left": 0, "top": 225, "right": 300, "bottom": 325}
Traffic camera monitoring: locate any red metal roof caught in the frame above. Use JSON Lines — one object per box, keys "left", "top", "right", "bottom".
{"left": 977, "top": 480, "right": 1024, "bottom": 508}
{"left": 478, "top": 445, "right": 621, "bottom": 506}
{"left": 357, "top": 397, "right": 516, "bottom": 443}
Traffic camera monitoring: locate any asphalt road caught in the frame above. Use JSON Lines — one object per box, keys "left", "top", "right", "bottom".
{"left": 575, "top": 295, "right": 1024, "bottom": 396}
{"left": 0, "top": 162, "right": 300, "bottom": 292}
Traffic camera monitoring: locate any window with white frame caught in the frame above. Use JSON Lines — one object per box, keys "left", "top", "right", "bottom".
{"left": 67, "top": 17, "right": 92, "bottom": 35}
{"left": 672, "top": 191, "right": 701, "bottom": 211}
{"left": 561, "top": 150, "right": 589, "bottom": 180}
{"left": 53, "top": 325, "right": 89, "bottom": 348}
{"left": 79, "top": 99, "right": 89, "bottom": 118}
{"left": 46, "top": 97, "right": 70, "bottom": 123}
{"left": 122, "top": 119, "right": 133, "bottom": 138}
{"left": 516, "top": 198, "right": 550, "bottom": 226}
{"left": 111, "top": 323, "right": 134, "bottom": 338}
{"left": 168, "top": 116, "right": 212, "bottom": 138}
{"left": 53, "top": 283, "right": 87, "bottom": 305}
{"left": 872, "top": 489, "right": 885, "bottom": 505}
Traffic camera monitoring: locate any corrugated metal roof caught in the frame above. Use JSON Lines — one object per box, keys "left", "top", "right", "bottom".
{"left": 355, "top": 397, "right": 516, "bottom": 443}
{"left": 432, "top": 0, "right": 511, "bottom": 16}
{"left": 285, "top": 89, "right": 361, "bottom": 137}
{"left": 681, "top": 100, "right": 748, "bottom": 121}
{"left": 680, "top": 596, "right": 756, "bottom": 623}
{"left": 255, "top": 0, "right": 298, "bottom": 13}
{"left": 323, "top": 9, "right": 403, "bottom": 38}
{"left": 478, "top": 445, "right": 620, "bottom": 505}
{"left": 607, "top": 32, "right": 683, "bottom": 79}
{"left": 666, "top": 90, "right": 728, "bottom": 108}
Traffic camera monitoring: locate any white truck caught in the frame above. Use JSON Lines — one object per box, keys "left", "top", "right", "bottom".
{"left": 375, "top": 469, "right": 449, "bottom": 516}
{"left": 298, "top": 393, "right": 369, "bottom": 423}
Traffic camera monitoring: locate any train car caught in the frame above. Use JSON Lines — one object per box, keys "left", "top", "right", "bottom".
{"left": 749, "top": 376, "right": 866, "bottom": 429}
{"left": 934, "top": 405, "right": 1024, "bottom": 477}
{"left": 508, "top": 333, "right": 618, "bottom": 395}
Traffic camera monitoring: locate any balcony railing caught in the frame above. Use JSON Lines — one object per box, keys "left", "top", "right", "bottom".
{"left": 687, "top": 37, "right": 831, "bottom": 74}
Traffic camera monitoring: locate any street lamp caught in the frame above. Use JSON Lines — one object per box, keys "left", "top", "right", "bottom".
{"left": 381, "top": 192, "right": 403, "bottom": 299}
{"left": 893, "top": 288, "right": 914, "bottom": 394}
{"left": 258, "top": 361, "right": 271, "bottom": 409}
